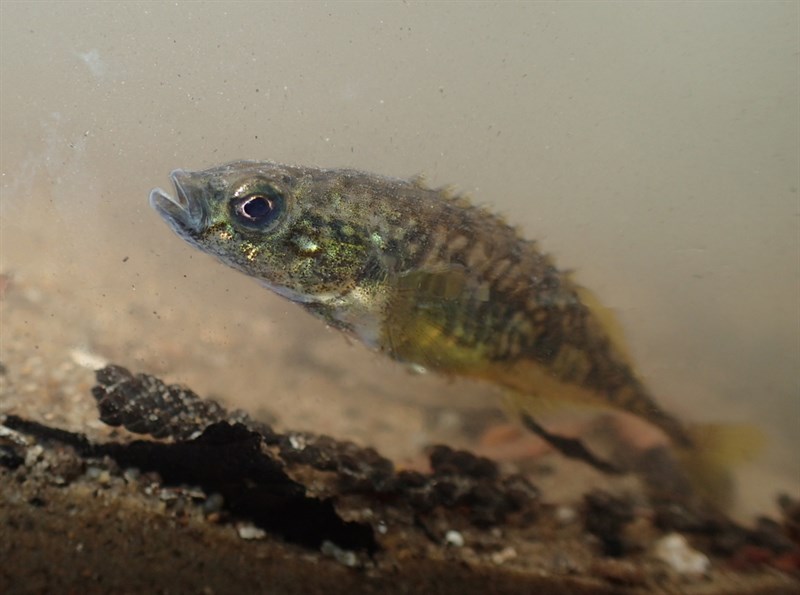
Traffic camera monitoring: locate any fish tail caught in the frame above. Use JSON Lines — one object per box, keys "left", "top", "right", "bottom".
{"left": 673, "top": 423, "right": 765, "bottom": 509}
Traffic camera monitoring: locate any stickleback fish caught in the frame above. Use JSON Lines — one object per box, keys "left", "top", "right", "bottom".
{"left": 149, "top": 161, "right": 759, "bottom": 504}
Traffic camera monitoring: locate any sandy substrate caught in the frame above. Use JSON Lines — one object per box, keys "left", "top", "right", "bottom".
{"left": 1, "top": 271, "right": 798, "bottom": 594}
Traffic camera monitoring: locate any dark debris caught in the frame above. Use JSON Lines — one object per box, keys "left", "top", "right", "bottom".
{"left": 3, "top": 363, "right": 799, "bottom": 583}
{"left": 4, "top": 364, "right": 543, "bottom": 555}
{"left": 92, "top": 364, "right": 276, "bottom": 441}
{"left": 584, "top": 489, "right": 636, "bottom": 557}
{"left": 0, "top": 445, "right": 25, "bottom": 470}
{"left": 3, "top": 414, "right": 377, "bottom": 553}
{"left": 91, "top": 365, "right": 540, "bottom": 529}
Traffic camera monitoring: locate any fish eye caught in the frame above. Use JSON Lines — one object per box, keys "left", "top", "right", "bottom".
{"left": 231, "top": 186, "right": 284, "bottom": 229}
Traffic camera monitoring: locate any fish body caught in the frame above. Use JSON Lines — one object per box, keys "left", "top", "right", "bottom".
{"left": 150, "top": 161, "right": 754, "bottom": 489}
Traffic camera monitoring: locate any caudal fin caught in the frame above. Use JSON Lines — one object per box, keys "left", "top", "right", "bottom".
{"left": 674, "top": 423, "right": 765, "bottom": 510}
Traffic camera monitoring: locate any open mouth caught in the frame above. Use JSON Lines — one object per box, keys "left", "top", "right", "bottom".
{"left": 149, "top": 170, "right": 205, "bottom": 235}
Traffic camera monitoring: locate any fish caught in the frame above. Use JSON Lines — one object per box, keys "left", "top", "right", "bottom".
{"left": 149, "top": 160, "right": 760, "bottom": 505}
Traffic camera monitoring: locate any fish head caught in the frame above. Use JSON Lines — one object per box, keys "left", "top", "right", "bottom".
{"left": 149, "top": 161, "right": 379, "bottom": 304}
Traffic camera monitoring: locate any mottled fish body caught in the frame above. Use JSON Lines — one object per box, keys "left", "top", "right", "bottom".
{"left": 150, "top": 161, "right": 757, "bottom": 497}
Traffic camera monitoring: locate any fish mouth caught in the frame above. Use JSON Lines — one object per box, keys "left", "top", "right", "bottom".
{"left": 149, "top": 170, "right": 206, "bottom": 236}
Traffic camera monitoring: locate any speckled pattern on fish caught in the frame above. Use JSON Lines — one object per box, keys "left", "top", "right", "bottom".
{"left": 149, "top": 160, "right": 694, "bottom": 455}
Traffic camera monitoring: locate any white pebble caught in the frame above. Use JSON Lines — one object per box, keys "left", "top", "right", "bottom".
{"left": 237, "top": 524, "right": 266, "bottom": 540}
{"left": 444, "top": 530, "right": 464, "bottom": 547}
{"left": 69, "top": 347, "right": 108, "bottom": 370}
{"left": 654, "top": 533, "right": 710, "bottom": 578}
{"left": 288, "top": 434, "right": 306, "bottom": 450}
{"left": 24, "top": 445, "right": 44, "bottom": 467}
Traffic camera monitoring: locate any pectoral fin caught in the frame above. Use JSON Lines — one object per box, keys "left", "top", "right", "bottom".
{"left": 381, "top": 267, "right": 490, "bottom": 373}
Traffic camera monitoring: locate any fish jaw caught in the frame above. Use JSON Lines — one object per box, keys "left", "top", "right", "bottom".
{"left": 149, "top": 169, "right": 208, "bottom": 242}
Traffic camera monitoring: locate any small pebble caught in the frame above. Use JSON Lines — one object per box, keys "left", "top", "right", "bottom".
{"left": 491, "top": 546, "right": 517, "bottom": 565}
{"left": 444, "top": 530, "right": 464, "bottom": 547}
{"left": 654, "top": 533, "right": 710, "bottom": 578}
{"left": 237, "top": 524, "right": 266, "bottom": 540}
{"left": 158, "top": 489, "right": 177, "bottom": 501}
{"left": 24, "top": 445, "right": 43, "bottom": 467}
{"left": 288, "top": 434, "right": 306, "bottom": 450}
{"left": 321, "top": 540, "right": 358, "bottom": 567}
{"left": 555, "top": 505, "right": 577, "bottom": 525}
{"left": 69, "top": 347, "right": 108, "bottom": 370}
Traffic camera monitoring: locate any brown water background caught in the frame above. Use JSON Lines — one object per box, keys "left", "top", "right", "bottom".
{"left": 1, "top": 2, "right": 797, "bottom": 517}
